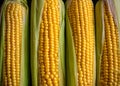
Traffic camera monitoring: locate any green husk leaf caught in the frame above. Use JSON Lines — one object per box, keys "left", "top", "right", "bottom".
{"left": 0, "top": 0, "right": 29, "bottom": 86}
{"left": 30, "top": 0, "right": 44, "bottom": 85}
{"left": 95, "top": 0, "right": 104, "bottom": 86}
{"left": 0, "top": 1, "right": 6, "bottom": 85}
{"left": 20, "top": 2, "right": 29, "bottom": 86}
{"left": 30, "top": 0, "right": 65, "bottom": 86}
{"left": 59, "top": 0, "right": 65, "bottom": 86}
{"left": 65, "top": 1, "right": 78, "bottom": 86}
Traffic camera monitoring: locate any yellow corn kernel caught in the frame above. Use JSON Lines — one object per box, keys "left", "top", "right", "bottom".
{"left": 67, "top": 0, "right": 95, "bottom": 85}
{"left": 38, "top": 0, "right": 60, "bottom": 85}
{"left": 3, "top": 2, "right": 23, "bottom": 86}
{"left": 100, "top": 3, "right": 120, "bottom": 85}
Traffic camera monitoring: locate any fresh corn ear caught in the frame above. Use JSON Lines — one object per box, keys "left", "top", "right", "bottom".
{"left": 30, "top": 0, "right": 65, "bottom": 86}
{"left": 66, "top": 0, "right": 95, "bottom": 86}
{"left": 96, "top": 0, "right": 120, "bottom": 85}
{"left": 0, "top": 0, "right": 29, "bottom": 86}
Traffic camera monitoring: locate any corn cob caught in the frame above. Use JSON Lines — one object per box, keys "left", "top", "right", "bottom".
{"left": 96, "top": 0, "right": 120, "bottom": 85}
{"left": 0, "top": 0, "right": 29, "bottom": 86}
{"left": 31, "top": 0, "right": 65, "bottom": 86}
{"left": 66, "top": 0, "right": 95, "bottom": 86}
